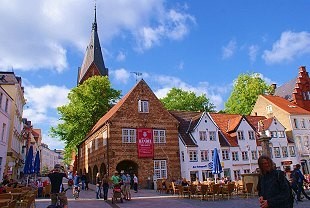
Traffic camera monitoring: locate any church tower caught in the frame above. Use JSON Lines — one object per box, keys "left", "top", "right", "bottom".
{"left": 77, "top": 5, "right": 108, "bottom": 85}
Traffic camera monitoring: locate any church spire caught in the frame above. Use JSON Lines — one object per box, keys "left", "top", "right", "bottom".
{"left": 77, "top": 2, "right": 108, "bottom": 85}
{"left": 92, "top": 3, "right": 97, "bottom": 31}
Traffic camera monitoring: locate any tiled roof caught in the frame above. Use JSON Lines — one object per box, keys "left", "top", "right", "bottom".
{"left": 84, "top": 80, "right": 139, "bottom": 139}
{"left": 274, "top": 78, "right": 297, "bottom": 101}
{"left": 245, "top": 115, "right": 267, "bottom": 146}
{"left": 262, "top": 95, "right": 310, "bottom": 115}
{"left": 209, "top": 113, "right": 241, "bottom": 147}
{"left": 227, "top": 115, "right": 242, "bottom": 132}
{"left": 169, "top": 111, "right": 202, "bottom": 147}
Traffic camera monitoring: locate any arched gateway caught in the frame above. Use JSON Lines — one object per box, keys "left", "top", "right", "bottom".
{"left": 116, "top": 160, "right": 138, "bottom": 176}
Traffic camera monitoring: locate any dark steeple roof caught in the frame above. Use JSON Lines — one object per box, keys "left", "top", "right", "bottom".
{"left": 78, "top": 4, "right": 108, "bottom": 85}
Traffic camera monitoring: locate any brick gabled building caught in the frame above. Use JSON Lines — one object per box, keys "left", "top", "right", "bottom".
{"left": 77, "top": 79, "right": 180, "bottom": 187}
{"left": 274, "top": 66, "right": 310, "bottom": 111}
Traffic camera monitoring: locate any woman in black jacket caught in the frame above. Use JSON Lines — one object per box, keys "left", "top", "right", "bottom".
{"left": 257, "top": 155, "right": 292, "bottom": 208}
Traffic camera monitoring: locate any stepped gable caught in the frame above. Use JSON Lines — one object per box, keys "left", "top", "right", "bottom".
{"left": 262, "top": 95, "right": 310, "bottom": 115}
{"left": 169, "top": 110, "right": 202, "bottom": 147}
{"left": 274, "top": 66, "right": 310, "bottom": 111}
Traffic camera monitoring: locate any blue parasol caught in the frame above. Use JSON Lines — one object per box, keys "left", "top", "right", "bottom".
{"left": 33, "top": 150, "right": 40, "bottom": 174}
{"left": 23, "top": 145, "right": 34, "bottom": 174}
{"left": 212, "top": 148, "right": 223, "bottom": 182}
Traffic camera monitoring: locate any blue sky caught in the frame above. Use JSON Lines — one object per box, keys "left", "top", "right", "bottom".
{"left": 1, "top": 0, "right": 310, "bottom": 150}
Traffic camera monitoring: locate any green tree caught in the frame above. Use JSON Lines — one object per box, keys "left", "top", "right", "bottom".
{"left": 50, "top": 76, "right": 121, "bottom": 163}
{"left": 41, "top": 165, "right": 49, "bottom": 175}
{"left": 225, "top": 73, "right": 273, "bottom": 115}
{"left": 160, "top": 88, "right": 216, "bottom": 112}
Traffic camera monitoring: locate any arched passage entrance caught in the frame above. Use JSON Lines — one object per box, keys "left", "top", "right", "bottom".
{"left": 116, "top": 160, "right": 139, "bottom": 177}
{"left": 100, "top": 163, "right": 107, "bottom": 176}
{"left": 93, "top": 165, "right": 98, "bottom": 184}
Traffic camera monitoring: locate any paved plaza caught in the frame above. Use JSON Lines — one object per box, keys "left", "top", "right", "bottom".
{"left": 35, "top": 185, "right": 310, "bottom": 208}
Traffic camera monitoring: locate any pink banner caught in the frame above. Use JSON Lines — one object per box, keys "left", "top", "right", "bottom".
{"left": 137, "top": 128, "right": 153, "bottom": 158}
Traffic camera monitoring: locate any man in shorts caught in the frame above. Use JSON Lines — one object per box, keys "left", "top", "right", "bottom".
{"left": 48, "top": 164, "right": 68, "bottom": 208}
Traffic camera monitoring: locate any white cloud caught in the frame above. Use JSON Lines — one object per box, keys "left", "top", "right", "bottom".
{"left": 135, "top": 8, "right": 195, "bottom": 51}
{"left": 248, "top": 45, "right": 259, "bottom": 63}
{"left": 116, "top": 51, "right": 126, "bottom": 62}
{"left": 23, "top": 84, "right": 70, "bottom": 125}
{"left": 262, "top": 31, "right": 310, "bottom": 64}
{"left": 111, "top": 68, "right": 131, "bottom": 84}
{"left": 177, "top": 61, "right": 184, "bottom": 70}
{"left": 0, "top": 0, "right": 195, "bottom": 71}
{"left": 42, "top": 133, "right": 65, "bottom": 150}
{"left": 222, "top": 40, "right": 237, "bottom": 59}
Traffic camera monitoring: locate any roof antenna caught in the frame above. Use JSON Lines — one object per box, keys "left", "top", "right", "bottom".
{"left": 131, "top": 72, "right": 142, "bottom": 83}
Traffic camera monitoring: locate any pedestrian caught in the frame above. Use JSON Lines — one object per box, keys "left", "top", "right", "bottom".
{"left": 48, "top": 164, "right": 68, "bottom": 208}
{"left": 95, "top": 172, "right": 102, "bottom": 199}
{"left": 36, "top": 178, "right": 43, "bottom": 197}
{"left": 124, "top": 173, "right": 131, "bottom": 200}
{"left": 101, "top": 174, "right": 109, "bottom": 201}
{"left": 257, "top": 155, "right": 292, "bottom": 208}
{"left": 133, "top": 174, "right": 138, "bottom": 193}
{"left": 291, "top": 164, "right": 310, "bottom": 201}
{"left": 85, "top": 174, "right": 89, "bottom": 190}
{"left": 81, "top": 171, "right": 86, "bottom": 190}
{"left": 111, "top": 171, "right": 121, "bottom": 187}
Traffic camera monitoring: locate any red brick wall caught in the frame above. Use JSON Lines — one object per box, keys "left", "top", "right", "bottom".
{"left": 78, "top": 80, "right": 181, "bottom": 187}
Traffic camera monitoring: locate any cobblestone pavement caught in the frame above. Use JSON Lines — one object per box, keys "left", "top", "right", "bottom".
{"left": 35, "top": 184, "right": 310, "bottom": 208}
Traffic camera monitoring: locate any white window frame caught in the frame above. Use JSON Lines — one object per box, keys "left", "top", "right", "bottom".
{"left": 153, "top": 130, "right": 166, "bottom": 143}
{"left": 282, "top": 146, "right": 288, "bottom": 158}
{"left": 251, "top": 150, "right": 257, "bottom": 160}
{"left": 266, "top": 105, "right": 272, "bottom": 113}
{"left": 189, "top": 150, "right": 198, "bottom": 162}
{"left": 271, "top": 131, "right": 277, "bottom": 138}
{"left": 278, "top": 131, "right": 285, "bottom": 138}
{"left": 1, "top": 123, "right": 6, "bottom": 142}
{"left": 233, "top": 170, "right": 241, "bottom": 180}
{"left": 95, "top": 138, "right": 98, "bottom": 150}
{"left": 293, "top": 119, "right": 298, "bottom": 129}
{"left": 274, "top": 147, "right": 281, "bottom": 158}
{"left": 181, "top": 151, "right": 184, "bottom": 162}
{"left": 209, "top": 131, "right": 216, "bottom": 141}
{"left": 201, "top": 150, "right": 208, "bottom": 162}
{"left": 237, "top": 131, "right": 244, "bottom": 140}
{"left": 221, "top": 150, "right": 229, "bottom": 160}
{"left": 301, "top": 119, "right": 306, "bottom": 129}
{"left": 248, "top": 131, "right": 255, "bottom": 140}
{"left": 199, "top": 131, "right": 207, "bottom": 141}
{"left": 154, "top": 160, "right": 167, "bottom": 179}
{"left": 122, "top": 128, "right": 136, "bottom": 143}
{"left": 241, "top": 151, "right": 248, "bottom": 160}
{"left": 289, "top": 146, "right": 296, "bottom": 157}
{"left": 138, "top": 100, "right": 149, "bottom": 113}
{"left": 232, "top": 151, "right": 239, "bottom": 161}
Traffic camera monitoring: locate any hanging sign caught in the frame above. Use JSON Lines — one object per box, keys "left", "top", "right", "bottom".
{"left": 137, "top": 128, "right": 153, "bottom": 158}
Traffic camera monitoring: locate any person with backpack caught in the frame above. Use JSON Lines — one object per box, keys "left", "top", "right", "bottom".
{"left": 257, "top": 155, "right": 293, "bottom": 208}
{"left": 291, "top": 164, "right": 310, "bottom": 201}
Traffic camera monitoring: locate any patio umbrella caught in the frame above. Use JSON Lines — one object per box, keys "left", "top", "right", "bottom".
{"left": 33, "top": 150, "right": 40, "bottom": 174}
{"left": 212, "top": 148, "right": 223, "bottom": 183}
{"left": 23, "top": 145, "right": 34, "bottom": 186}
{"left": 23, "top": 145, "right": 34, "bottom": 174}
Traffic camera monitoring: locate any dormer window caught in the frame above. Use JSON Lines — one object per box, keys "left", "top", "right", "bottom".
{"left": 266, "top": 105, "right": 272, "bottom": 113}
{"left": 138, "top": 100, "right": 149, "bottom": 113}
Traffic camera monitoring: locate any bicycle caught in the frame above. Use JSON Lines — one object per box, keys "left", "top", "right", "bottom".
{"left": 73, "top": 185, "right": 80, "bottom": 199}
{"left": 47, "top": 187, "right": 70, "bottom": 208}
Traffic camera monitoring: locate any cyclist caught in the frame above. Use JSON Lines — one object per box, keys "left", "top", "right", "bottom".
{"left": 73, "top": 171, "right": 81, "bottom": 197}
{"left": 48, "top": 164, "right": 68, "bottom": 208}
